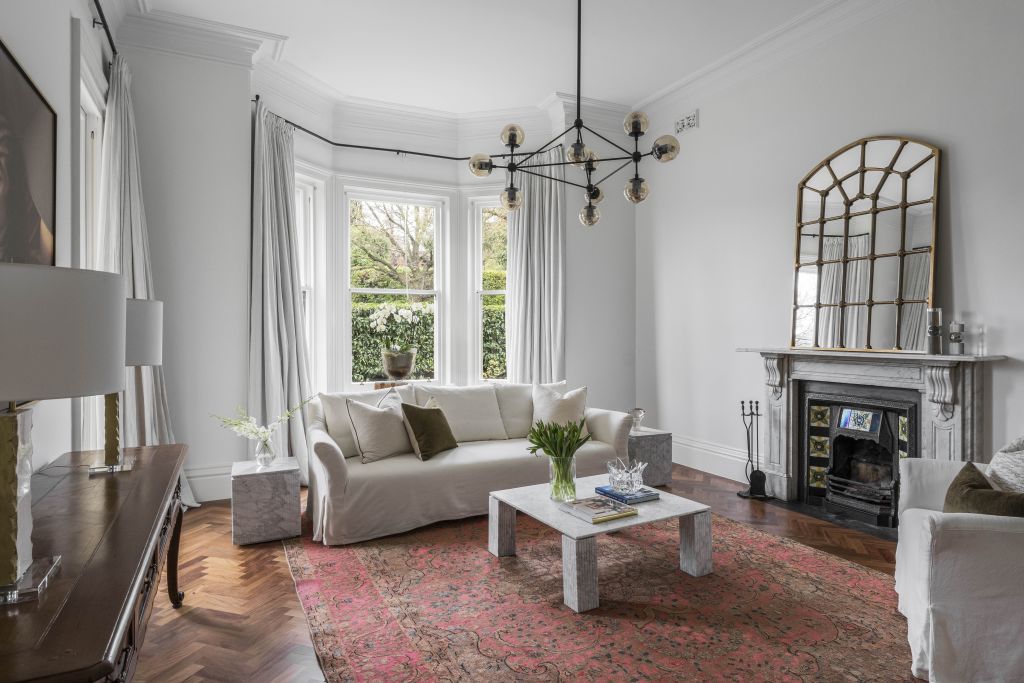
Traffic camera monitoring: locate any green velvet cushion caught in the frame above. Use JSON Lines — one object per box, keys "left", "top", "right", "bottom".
{"left": 401, "top": 402, "right": 458, "bottom": 461}
{"left": 943, "top": 462, "right": 1024, "bottom": 517}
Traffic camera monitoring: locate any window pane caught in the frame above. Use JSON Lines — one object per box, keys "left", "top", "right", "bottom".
{"left": 481, "top": 206, "right": 507, "bottom": 290}
{"left": 482, "top": 293, "right": 506, "bottom": 379}
{"left": 350, "top": 199, "right": 435, "bottom": 289}
{"left": 351, "top": 293, "right": 435, "bottom": 382}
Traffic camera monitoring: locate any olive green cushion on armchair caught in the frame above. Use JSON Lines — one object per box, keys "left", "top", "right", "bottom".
{"left": 401, "top": 403, "right": 458, "bottom": 460}
{"left": 943, "top": 462, "right": 1024, "bottom": 517}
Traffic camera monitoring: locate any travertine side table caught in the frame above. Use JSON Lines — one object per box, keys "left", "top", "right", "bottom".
{"left": 231, "top": 461, "right": 301, "bottom": 545}
{"left": 627, "top": 427, "right": 673, "bottom": 486}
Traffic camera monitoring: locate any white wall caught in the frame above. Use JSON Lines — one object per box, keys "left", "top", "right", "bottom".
{"left": 635, "top": 0, "right": 1024, "bottom": 480}
{"left": 122, "top": 45, "right": 253, "bottom": 501}
{"left": 0, "top": 0, "right": 111, "bottom": 469}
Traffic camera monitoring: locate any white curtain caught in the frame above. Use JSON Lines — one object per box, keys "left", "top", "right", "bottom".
{"left": 249, "top": 101, "right": 312, "bottom": 484}
{"left": 818, "top": 234, "right": 870, "bottom": 348}
{"left": 843, "top": 234, "right": 871, "bottom": 347}
{"left": 817, "top": 237, "right": 845, "bottom": 347}
{"left": 506, "top": 148, "right": 565, "bottom": 384}
{"left": 99, "top": 55, "right": 197, "bottom": 507}
{"left": 900, "top": 252, "right": 931, "bottom": 350}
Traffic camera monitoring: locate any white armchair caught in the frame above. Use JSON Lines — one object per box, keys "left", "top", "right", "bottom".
{"left": 896, "top": 458, "right": 1024, "bottom": 682}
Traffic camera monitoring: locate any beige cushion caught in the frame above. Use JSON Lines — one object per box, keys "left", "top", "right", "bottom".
{"left": 533, "top": 384, "right": 587, "bottom": 429}
{"left": 492, "top": 381, "right": 566, "bottom": 438}
{"left": 989, "top": 437, "right": 1024, "bottom": 493}
{"left": 320, "top": 386, "right": 414, "bottom": 458}
{"left": 413, "top": 385, "right": 508, "bottom": 442}
{"left": 345, "top": 395, "right": 413, "bottom": 464}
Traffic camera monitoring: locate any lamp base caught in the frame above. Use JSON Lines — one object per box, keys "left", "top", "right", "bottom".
{"left": 88, "top": 451, "right": 137, "bottom": 475}
{"left": 0, "top": 555, "right": 61, "bottom": 605}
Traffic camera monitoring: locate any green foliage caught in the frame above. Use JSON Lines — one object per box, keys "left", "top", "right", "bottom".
{"left": 349, "top": 200, "right": 435, "bottom": 290}
{"left": 527, "top": 419, "right": 592, "bottom": 459}
{"left": 351, "top": 301, "right": 507, "bottom": 382}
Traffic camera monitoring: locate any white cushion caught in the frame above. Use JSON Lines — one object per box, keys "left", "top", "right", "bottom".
{"left": 988, "top": 437, "right": 1024, "bottom": 493}
{"left": 532, "top": 384, "right": 587, "bottom": 429}
{"left": 345, "top": 395, "right": 413, "bottom": 464}
{"left": 319, "top": 386, "right": 414, "bottom": 458}
{"left": 492, "top": 381, "right": 566, "bottom": 438}
{"left": 412, "top": 385, "right": 508, "bottom": 442}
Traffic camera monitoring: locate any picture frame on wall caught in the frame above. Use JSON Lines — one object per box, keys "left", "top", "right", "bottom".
{"left": 0, "top": 37, "right": 56, "bottom": 266}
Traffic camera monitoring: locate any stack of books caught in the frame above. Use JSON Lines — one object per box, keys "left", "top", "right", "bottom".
{"left": 560, "top": 496, "right": 638, "bottom": 523}
{"left": 595, "top": 485, "right": 660, "bottom": 505}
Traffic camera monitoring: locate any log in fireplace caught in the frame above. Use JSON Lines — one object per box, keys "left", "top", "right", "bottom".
{"left": 802, "top": 389, "right": 916, "bottom": 527}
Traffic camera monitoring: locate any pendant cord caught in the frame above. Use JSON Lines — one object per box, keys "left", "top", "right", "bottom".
{"left": 576, "top": 0, "right": 582, "bottom": 123}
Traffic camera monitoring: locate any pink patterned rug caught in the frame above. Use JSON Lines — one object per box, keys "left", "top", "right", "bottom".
{"left": 284, "top": 513, "right": 911, "bottom": 682}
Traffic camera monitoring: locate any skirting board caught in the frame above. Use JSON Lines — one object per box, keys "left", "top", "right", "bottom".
{"left": 185, "top": 463, "right": 233, "bottom": 502}
{"left": 672, "top": 435, "right": 749, "bottom": 484}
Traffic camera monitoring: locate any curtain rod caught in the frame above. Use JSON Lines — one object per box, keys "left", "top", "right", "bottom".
{"left": 92, "top": 0, "right": 118, "bottom": 57}
{"left": 251, "top": 95, "right": 528, "bottom": 162}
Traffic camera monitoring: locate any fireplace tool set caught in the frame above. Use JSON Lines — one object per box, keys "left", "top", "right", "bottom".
{"left": 738, "top": 400, "right": 772, "bottom": 500}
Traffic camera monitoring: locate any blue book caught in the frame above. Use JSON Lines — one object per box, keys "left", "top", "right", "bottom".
{"left": 595, "top": 485, "right": 660, "bottom": 505}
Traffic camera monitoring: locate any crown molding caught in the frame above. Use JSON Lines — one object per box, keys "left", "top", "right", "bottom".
{"left": 634, "top": 0, "right": 910, "bottom": 111}
{"left": 117, "top": 9, "right": 287, "bottom": 68}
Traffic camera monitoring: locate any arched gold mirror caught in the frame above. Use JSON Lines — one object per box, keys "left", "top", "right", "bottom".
{"left": 791, "top": 136, "right": 939, "bottom": 352}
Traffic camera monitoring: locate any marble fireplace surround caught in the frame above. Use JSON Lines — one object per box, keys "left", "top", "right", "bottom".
{"left": 738, "top": 348, "right": 1005, "bottom": 501}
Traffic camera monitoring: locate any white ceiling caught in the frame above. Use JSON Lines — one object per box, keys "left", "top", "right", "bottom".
{"left": 143, "top": 0, "right": 821, "bottom": 114}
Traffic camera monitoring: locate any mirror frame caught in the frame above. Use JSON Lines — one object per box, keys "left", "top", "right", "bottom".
{"left": 790, "top": 136, "right": 940, "bottom": 352}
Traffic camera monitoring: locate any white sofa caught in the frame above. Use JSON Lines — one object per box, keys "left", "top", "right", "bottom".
{"left": 895, "top": 458, "right": 1024, "bottom": 682}
{"left": 306, "top": 384, "right": 632, "bottom": 545}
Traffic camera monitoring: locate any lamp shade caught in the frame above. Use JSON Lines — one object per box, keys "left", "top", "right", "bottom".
{"left": 0, "top": 264, "right": 126, "bottom": 402}
{"left": 125, "top": 299, "right": 163, "bottom": 367}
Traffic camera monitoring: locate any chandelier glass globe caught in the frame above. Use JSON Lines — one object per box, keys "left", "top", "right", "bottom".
{"left": 585, "top": 186, "right": 604, "bottom": 204}
{"left": 623, "top": 111, "right": 650, "bottom": 137}
{"left": 468, "top": 153, "right": 493, "bottom": 177}
{"left": 624, "top": 176, "right": 649, "bottom": 204}
{"left": 651, "top": 134, "right": 680, "bottom": 162}
{"left": 579, "top": 204, "right": 600, "bottom": 226}
{"left": 566, "top": 141, "right": 591, "bottom": 167}
{"left": 500, "top": 124, "right": 526, "bottom": 147}
{"left": 501, "top": 185, "right": 523, "bottom": 210}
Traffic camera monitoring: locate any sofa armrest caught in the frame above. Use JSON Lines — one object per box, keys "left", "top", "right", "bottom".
{"left": 899, "top": 458, "right": 974, "bottom": 516}
{"left": 307, "top": 421, "right": 349, "bottom": 542}
{"left": 585, "top": 408, "right": 631, "bottom": 461}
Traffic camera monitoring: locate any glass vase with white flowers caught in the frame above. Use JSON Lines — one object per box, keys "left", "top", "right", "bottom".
{"left": 369, "top": 301, "right": 433, "bottom": 380}
{"left": 212, "top": 397, "right": 312, "bottom": 468}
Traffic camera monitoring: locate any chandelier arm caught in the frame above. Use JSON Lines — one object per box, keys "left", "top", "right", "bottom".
{"left": 517, "top": 166, "right": 589, "bottom": 190}
{"left": 592, "top": 160, "right": 634, "bottom": 188}
{"left": 518, "top": 154, "right": 636, "bottom": 170}
{"left": 514, "top": 128, "right": 573, "bottom": 167}
{"left": 581, "top": 124, "right": 633, "bottom": 156}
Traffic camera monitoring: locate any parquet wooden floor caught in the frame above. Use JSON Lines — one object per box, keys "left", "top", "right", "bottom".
{"left": 136, "top": 464, "right": 897, "bottom": 682}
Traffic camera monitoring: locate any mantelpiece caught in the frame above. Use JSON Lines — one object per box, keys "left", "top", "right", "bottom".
{"left": 737, "top": 348, "right": 1005, "bottom": 501}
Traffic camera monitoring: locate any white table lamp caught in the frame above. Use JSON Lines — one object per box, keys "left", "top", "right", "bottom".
{"left": 0, "top": 264, "right": 126, "bottom": 602}
{"left": 94, "top": 298, "right": 164, "bottom": 473}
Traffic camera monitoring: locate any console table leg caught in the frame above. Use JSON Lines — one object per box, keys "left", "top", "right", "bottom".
{"left": 678, "top": 511, "right": 713, "bottom": 577}
{"left": 167, "top": 501, "right": 185, "bottom": 608}
{"left": 562, "top": 535, "right": 599, "bottom": 613}
{"left": 488, "top": 496, "right": 516, "bottom": 557}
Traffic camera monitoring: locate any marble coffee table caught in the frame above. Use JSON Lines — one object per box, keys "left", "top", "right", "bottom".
{"left": 488, "top": 474, "right": 712, "bottom": 612}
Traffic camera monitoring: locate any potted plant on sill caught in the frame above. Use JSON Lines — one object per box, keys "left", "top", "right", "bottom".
{"left": 368, "top": 301, "right": 432, "bottom": 381}
{"left": 527, "top": 419, "right": 592, "bottom": 502}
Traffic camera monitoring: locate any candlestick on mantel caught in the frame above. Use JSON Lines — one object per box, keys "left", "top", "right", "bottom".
{"left": 926, "top": 308, "right": 943, "bottom": 355}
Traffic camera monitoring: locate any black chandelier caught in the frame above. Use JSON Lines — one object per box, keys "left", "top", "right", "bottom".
{"left": 467, "top": 0, "right": 680, "bottom": 226}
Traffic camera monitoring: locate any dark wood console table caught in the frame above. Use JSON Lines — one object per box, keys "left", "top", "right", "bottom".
{"left": 0, "top": 444, "right": 188, "bottom": 682}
